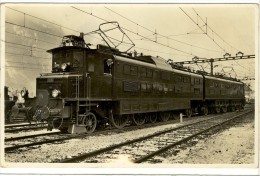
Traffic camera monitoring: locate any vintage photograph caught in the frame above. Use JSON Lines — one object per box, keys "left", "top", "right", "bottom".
{"left": 1, "top": 3, "right": 257, "bottom": 168}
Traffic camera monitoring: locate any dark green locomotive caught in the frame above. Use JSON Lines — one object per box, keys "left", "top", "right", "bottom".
{"left": 36, "top": 34, "right": 245, "bottom": 134}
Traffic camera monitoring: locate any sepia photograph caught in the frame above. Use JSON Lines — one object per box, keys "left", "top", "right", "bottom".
{"left": 0, "top": 2, "right": 258, "bottom": 173}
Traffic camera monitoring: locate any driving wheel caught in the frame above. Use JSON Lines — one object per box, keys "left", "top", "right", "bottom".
{"left": 215, "top": 106, "right": 221, "bottom": 114}
{"left": 202, "top": 106, "right": 209, "bottom": 115}
{"left": 82, "top": 112, "right": 97, "bottom": 134}
{"left": 149, "top": 113, "right": 157, "bottom": 123}
{"left": 132, "top": 113, "right": 145, "bottom": 126}
{"left": 185, "top": 109, "right": 192, "bottom": 118}
{"left": 110, "top": 111, "right": 129, "bottom": 129}
{"left": 221, "top": 106, "right": 227, "bottom": 113}
{"left": 159, "top": 112, "right": 170, "bottom": 122}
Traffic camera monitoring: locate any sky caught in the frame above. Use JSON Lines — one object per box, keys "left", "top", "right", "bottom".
{"left": 4, "top": 4, "right": 257, "bottom": 96}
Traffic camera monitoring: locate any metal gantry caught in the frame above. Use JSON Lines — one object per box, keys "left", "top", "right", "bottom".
{"left": 173, "top": 54, "right": 255, "bottom": 75}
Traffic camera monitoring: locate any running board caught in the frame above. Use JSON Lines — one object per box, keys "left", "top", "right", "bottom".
{"left": 68, "top": 124, "right": 86, "bottom": 134}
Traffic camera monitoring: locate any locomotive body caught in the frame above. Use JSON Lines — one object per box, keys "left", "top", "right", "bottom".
{"left": 36, "top": 34, "right": 245, "bottom": 133}
{"left": 203, "top": 75, "right": 245, "bottom": 113}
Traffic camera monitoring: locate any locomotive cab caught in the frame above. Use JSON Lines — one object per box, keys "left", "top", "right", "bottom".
{"left": 51, "top": 35, "right": 86, "bottom": 74}
{"left": 36, "top": 34, "right": 116, "bottom": 133}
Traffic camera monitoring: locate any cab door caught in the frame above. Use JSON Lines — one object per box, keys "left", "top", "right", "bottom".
{"left": 85, "top": 54, "right": 113, "bottom": 99}
{"left": 101, "top": 57, "right": 113, "bottom": 99}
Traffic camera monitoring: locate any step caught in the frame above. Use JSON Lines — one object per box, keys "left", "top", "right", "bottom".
{"left": 79, "top": 103, "right": 97, "bottom": 107}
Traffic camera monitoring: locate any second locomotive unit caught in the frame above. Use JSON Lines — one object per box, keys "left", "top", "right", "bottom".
{"left": 35, "top": 33, "right": 245, "bottom": 134}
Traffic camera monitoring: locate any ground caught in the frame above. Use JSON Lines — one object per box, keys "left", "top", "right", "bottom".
{"left": 162, "top": 113, "right": 255, "bottom": 164}
{"left": 5, "top": 111, "right": 256, "bottom": 165}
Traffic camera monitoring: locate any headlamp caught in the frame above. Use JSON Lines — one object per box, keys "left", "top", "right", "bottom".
{"left": 52, "top": 89, "right": 60, "bottom": 98}
{"left": 61, "top": 63, "right": 67, "bottom": 71}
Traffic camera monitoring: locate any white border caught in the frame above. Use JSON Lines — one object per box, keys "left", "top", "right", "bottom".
{"left": 0, "top": 1, "right": 259, "bottom": 175}
{"left": 0, "top": 0, "right": 259, "bottom": 3}
{"left": 0, "top": 3, "right": 5, "bottom": 167}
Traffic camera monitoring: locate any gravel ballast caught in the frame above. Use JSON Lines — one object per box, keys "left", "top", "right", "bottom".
{"left": 161, "top": 113, "right": 255, "bottom": 164}
{"left": 5, "top": 112, "right": 255, "bottom": 164}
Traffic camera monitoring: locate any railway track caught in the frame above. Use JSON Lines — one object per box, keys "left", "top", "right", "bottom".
{"left": 5, "top": 122, "right": 47, "bottom": 128}
{"left": 5, "top": 110, "right": 251, "bottom": 156}
{"left": 5, "top": 132, "right": 78, "bottom": 152}
{"left": 4, "top": 105, "right": 251, "bottom": 133}
{"left": 5, "top": 131, "right": 60, "bottom": 142}
{"left": 56, "top": 109, "right": 253, "bottom": 163}
{"left": 5, "top": 125, "right": 47, "bottom": 133}
{"left": 4, "top": 111, "right": 226, "bottom": 153}
{"left": 4, "top": 119, "right": 180, "bottom": 152}
{"left": 4, "top": 117, "right": 178, "bottom": 151}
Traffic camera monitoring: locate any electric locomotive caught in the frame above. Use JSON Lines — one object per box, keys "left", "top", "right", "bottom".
{"left": 203, "top": 75, "right": 245, "bottom": 113}
{"left": 35, "top": 33, "right": 202, "bottom": 133}
{"left": 35, "top": 33, "right": 245, "bottom": 134}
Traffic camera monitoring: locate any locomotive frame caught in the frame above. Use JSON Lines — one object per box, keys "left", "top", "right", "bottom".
{"left": 35, "top": 32, "right": 245, "bottom": 134}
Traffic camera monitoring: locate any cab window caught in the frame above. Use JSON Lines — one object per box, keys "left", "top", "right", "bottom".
{"left": 104, "top": 58, "right": 113, "bottom": 75}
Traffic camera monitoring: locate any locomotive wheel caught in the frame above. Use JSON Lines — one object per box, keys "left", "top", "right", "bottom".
{"left": 215, "top": 106, "right": 221, "bottom": 114}
{"left": 10, "top": 105, "right": 19, "bottom": 119}
{"left": 51, "top": 118, "right": 63, "bottom": 129}
{"left": 236, "top": 105, "right": 241, "bottom": 111}
{"left": 40, "top": 106, "right": 50, "bottom": 120}
{"left": 149, "top": 113, "right": 157, "bottom": 123}
{"left": 132, "top": 113, "right": 145, "bottom": 126}
{"left": 110, "top": 113, "right": 129, "bottom": 129}
{"left": 82, "top": 112, "right": 97, "bottom": 134}
{"left": 5, "top": 108, "right": 13, "bottom": 122}
{"left": 185, "top": 109, "right": 192, "bottom": 118}
{"left": 26, "top": 107, "right": 35, "bottom": 123}
{"left": 221, "top": 106, "right": 227, "bottom": 113}
{"left": 230, "top": 106, "right": 236, "bottom": 112}
{"left": 34, "top": 109, "right": 44, "bottom": 125}
{"left": 202, "top": 106, "right": 209, "bottom": 115}
{"left": 159, "top": 112, "right": 170, "bottom": 122}
{"left": 171, "top": 113, "right": 179, "bottom": 120}
{"left": 60, "top": 127, "right": 68, "bottom": 133}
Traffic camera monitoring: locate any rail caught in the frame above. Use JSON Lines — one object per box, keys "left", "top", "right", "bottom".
{"left": 58, "top": 109, "right": 253, "bottom": 163}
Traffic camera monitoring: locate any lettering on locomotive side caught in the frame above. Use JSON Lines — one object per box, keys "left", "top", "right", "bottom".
{"left": 123, "top": 81, "right": 140, "bottom": 92}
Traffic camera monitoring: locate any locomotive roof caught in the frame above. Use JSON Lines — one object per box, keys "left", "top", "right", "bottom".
{"left": 114, "top": 55, "right": 156, "bottom": 68}
{"left": 204, "top": 75, "right": 243, "bottom": 84}
{"left": 151, "top": 56, "right": 173, "bottom": 71}
{"left": 114, "top": 55, "right": 177, "bottom": 71}
{"left": 47, "top": 46, "right": 88, "bottom": 53}
{"left": 172, "top": 68, "right": 203, "bottom": 78}
{"left": 114, "top": 55, "right": 203, "bottom": 77}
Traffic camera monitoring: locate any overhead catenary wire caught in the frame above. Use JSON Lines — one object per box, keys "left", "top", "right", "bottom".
{"left": 6, "top": 7, "right": 187, "bottom": 60}
{"left": 104, "top": 6, "right": 155, "bottom": 34}
{"left": 134, "top": 46, "right": 190, "bottom": 57}
{"left": 179, "top": 7, "right": 226, "bottom": 53}
{"left": 232, "top": 61, "right": 252, "bottom": 72}
{"left": 6, "top": 21, "right": 63, "bottom": 38}
{"left": 6, "top": 6, "right": 254, "bottom": 78}
{"left": 190, "top": 8, "right": 249, "bottom": 72}
{"left": 4, "top": 40, "right": 50, "bottom": 51}
{"left": 71, "top": 6, "right": 196, "bottom": 57}
{"left": 6, "top": 51, "right": 51, "bottom": 60}
{"left": 6, "top": 16, "right": 185, "bottom": 61}
{"left": 114, "top": 40, "right": 191, "bottom": 57}
{"left": 192, "top": 8, "right": 240, "bottom": 52}
{"left": 5, "top": 19, "right": 60, "bottom": 69}
{"left": 104, "top": 6, "right": 223, "bottom": 54}
{"left": 6, "top": 6, "right": 81, "bottom": 34}
{"left": 6, "top": 44, "right": 49, "bottom": 54}
{"left": 6, "top": 31, "right": 58, "bottom": 46}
